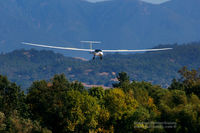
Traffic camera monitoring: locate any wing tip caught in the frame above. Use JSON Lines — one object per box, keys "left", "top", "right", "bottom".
{"left": 21, "top": 42, "right": 30, "bottom": 45}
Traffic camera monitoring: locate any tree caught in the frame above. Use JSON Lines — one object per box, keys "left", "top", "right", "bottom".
{"left": 0, "top": 111, "right": 51, "bottom": 133}
{"left": 159, "top": 90, "right": 200, "bottom": 133}
{"left": 0, "top": 75, "right": 27, "bottom": 116}
{"left": 27, "top": 74, "right": 100, "bottom": 133}
{"left": 103, "top": 88, "right": 138, "bottom": 131}
{"left": 88, "top": 87, "right": 105, "bottom": 100}
{"left": 113, "top": 72, "right": 131, "bottom": 92}
{"left": 169, "top": 67, "right": 200, "bottom": 97}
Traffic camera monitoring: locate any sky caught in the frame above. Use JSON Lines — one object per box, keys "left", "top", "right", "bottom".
{"left": 85, "top": 0, "right": 171, "bottom": 4}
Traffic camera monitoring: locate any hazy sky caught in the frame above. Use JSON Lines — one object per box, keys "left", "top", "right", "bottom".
{"left": 85, "top": 0, "right": 171, "bottom": 4}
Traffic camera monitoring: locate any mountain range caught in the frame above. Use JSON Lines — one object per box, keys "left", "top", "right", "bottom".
{"left": 0, "top": 0, "right": 200, "bottom": 58}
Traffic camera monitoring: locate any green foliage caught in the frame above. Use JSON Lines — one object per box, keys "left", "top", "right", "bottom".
{"left": 159, "top": 89, "right": 200, "bottom": 133}
{"left": 0, "top": 75, "right": 50, "bottom": 133}
{"left": 0, "top": 112, "right": 6, "bottom": 131}
{"left": 103, "top": 88, "right": 138, "bottom": 132}
{"left": 169, "top": 66, "right": 200, "bottom": 97}
{"left": 0, "top": 75, "right": 28, "bottom": 117}
{"left": 1, "top": 67, "right": 200, "bottom": 132}
{"left": 113, "top": 72, "right": 131, "bottom": 92}
{"left": 89, "top": 87, "right": 105, "bottom": 100}
{"left": 0, "top": 111, "right": 51, "bottom": 133}
{"left": 27, "top": 74, "right": 100, "bottom": 132}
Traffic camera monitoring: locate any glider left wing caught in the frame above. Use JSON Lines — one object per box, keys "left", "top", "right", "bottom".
{"left": 22, "top": 42, "right": 93, "bottom": 52}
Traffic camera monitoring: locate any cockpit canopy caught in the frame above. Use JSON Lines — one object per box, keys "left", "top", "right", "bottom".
{"left": 95, "top": 49, "right": 102, "bottom": 52}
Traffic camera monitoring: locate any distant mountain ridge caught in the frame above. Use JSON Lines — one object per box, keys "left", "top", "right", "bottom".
{"left": 0, "top": 0, "right": 200, "bottom": 58}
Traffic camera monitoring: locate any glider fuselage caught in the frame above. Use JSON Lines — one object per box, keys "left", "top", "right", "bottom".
{"left": 91, "top": 49, "right": 103, "bottom": 59}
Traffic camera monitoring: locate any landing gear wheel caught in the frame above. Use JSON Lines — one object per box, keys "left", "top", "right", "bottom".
{"left": 100, "top": 56, "right": 103, "bottom": 60}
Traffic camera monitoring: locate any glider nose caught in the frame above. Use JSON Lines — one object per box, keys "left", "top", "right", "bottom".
{"left": 100, "top": 52, "right": 103, "bottom": 56}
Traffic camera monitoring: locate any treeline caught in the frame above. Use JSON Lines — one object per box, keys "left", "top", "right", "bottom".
{"left": 0, "top": 67, "right": 200, "bottom": 133}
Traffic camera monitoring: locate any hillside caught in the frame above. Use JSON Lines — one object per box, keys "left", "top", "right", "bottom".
{"left": 0, "top": 0, "right": 200, "bottom": 58}
{"left": 0, "top": 42, "right": 200, "bottom": 89}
